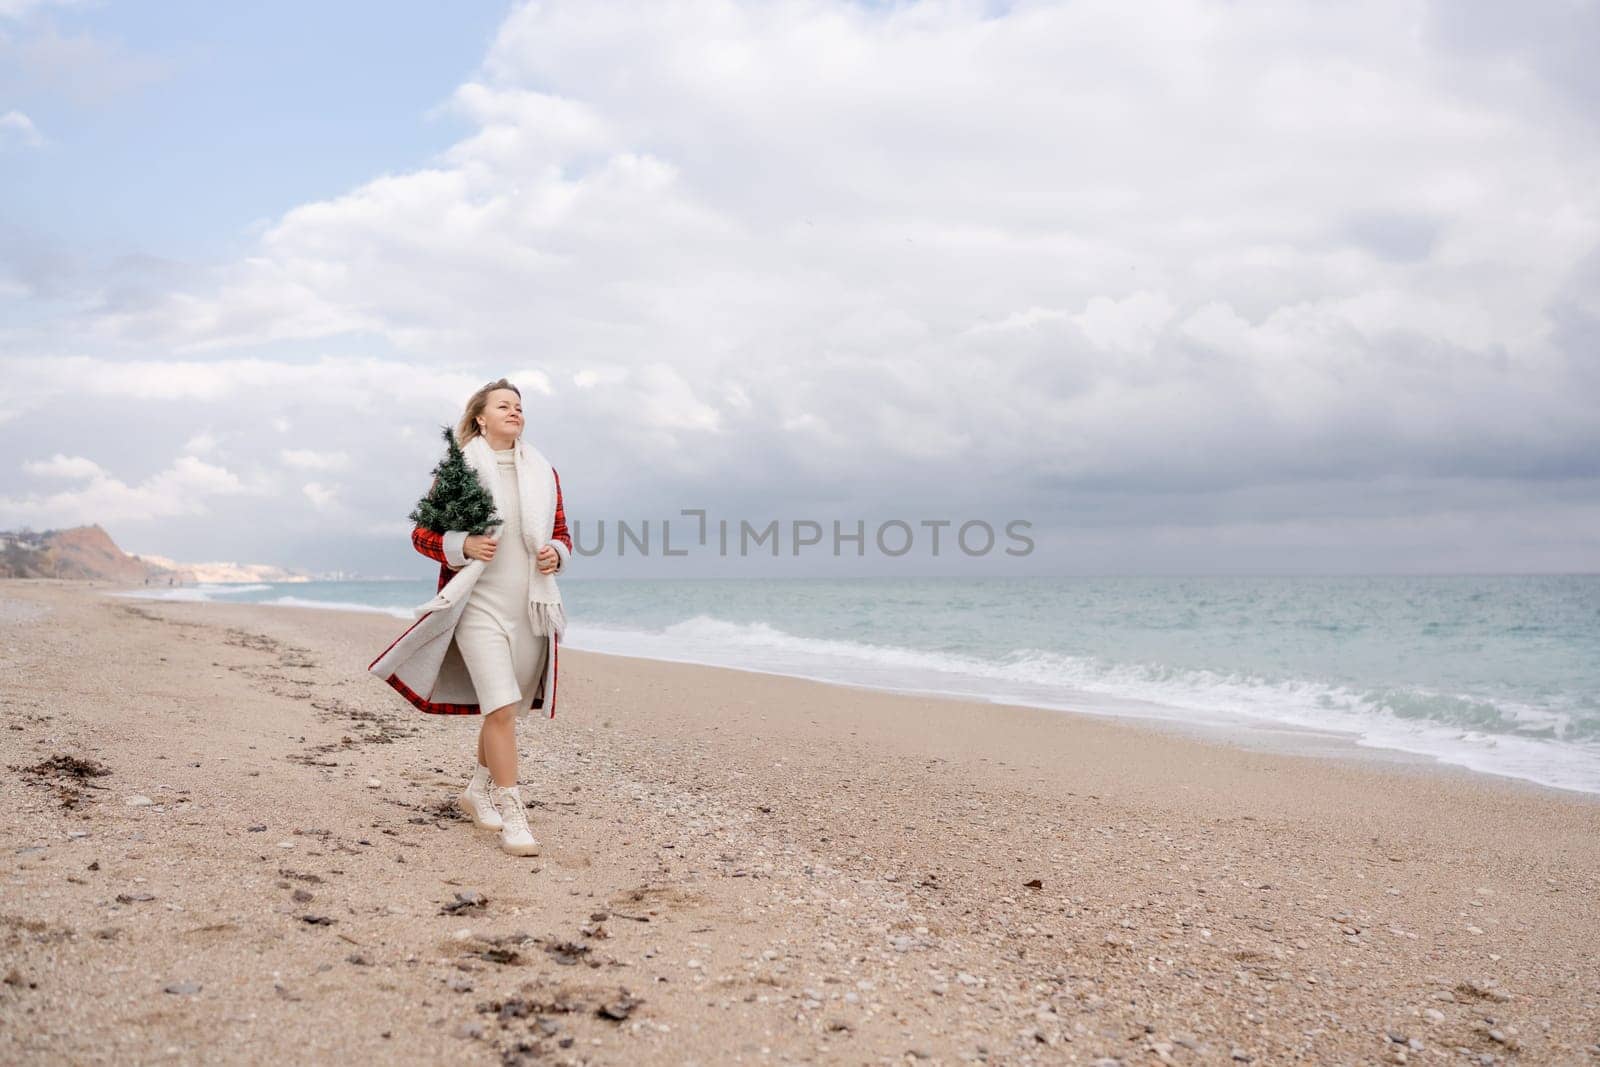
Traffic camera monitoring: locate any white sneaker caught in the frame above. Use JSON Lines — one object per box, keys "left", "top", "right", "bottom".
{"left": 491, "top": 785, "right": 540, "bottom": 857}
{"left": 458, "top": 765, "right": 502, "bottom": 830}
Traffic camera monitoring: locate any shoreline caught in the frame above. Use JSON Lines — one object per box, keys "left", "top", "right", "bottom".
{"left": 5, "top": 580, "right": 1599, "bottom": 1064}
{"left": 108, "top": 581, "right": 1600, "bottom": 802}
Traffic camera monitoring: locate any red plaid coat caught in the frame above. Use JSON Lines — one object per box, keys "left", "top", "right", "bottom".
{"left": 369, "top": 467, "right": 571, "bottom": 717}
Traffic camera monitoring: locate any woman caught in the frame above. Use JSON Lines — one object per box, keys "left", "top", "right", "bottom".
{"left": 369, "top": 378, "right": 571, "bottom": 857}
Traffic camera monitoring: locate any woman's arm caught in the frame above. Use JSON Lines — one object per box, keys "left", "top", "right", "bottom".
{"left": 412, "top": 477, "right": 471, "bottom": 569}
{"left": 550, "top": 467, "right": 571, "bottom": 573}
{"left": 412, "top": 526, "right": 471, "bottom": 570}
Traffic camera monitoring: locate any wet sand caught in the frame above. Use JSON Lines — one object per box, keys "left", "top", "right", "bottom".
{"left": 2, "top": 580, "right": 1597, "bottom": 1065}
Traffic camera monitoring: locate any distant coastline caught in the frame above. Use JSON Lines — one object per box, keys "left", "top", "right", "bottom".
{"left": 0, "top": 524, "right": 306, "bottom": 585}
{"left": 132, "top": 553, "right": 311, "bottom": 585}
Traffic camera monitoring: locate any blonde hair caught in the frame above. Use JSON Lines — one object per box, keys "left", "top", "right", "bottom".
{"left": 455, "top": 378, "right": 522, "bottom": 447}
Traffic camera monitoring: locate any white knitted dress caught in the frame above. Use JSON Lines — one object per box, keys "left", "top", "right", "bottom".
{"left": 453, "top": 447, "right": 550, "bottom": 714}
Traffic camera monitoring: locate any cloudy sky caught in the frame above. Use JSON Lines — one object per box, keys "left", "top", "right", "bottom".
{"left": 2, "top": 0, "right": 1597, "bottom": 578}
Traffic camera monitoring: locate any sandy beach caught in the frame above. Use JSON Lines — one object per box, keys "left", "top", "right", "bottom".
{"left": 2, "top": 580, "right": 1597, "bottom": 1066}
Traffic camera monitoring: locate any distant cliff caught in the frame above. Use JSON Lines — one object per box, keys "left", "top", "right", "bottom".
{"left": 0, "top": 525, "right": 305, "bottom": 584}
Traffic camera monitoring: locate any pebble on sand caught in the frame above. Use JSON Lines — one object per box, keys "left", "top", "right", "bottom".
{"left": 440, "top": 891, "right": 486, "bottom": 916}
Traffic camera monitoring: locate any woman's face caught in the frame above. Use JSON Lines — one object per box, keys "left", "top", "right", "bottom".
{"left": 479, "top": 388, "right": 523, "bottom": 442}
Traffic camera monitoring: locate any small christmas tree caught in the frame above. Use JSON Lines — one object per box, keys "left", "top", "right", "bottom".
{"left": 409, "top": 426, "right": 501, "bottom": 535}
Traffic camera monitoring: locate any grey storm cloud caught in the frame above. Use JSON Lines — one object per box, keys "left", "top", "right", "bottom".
{"left": 1, "top": 0, "right": 1598, "bottom": 576}
{"left": 1340, "top": 214, "right": 1441, "bottom": 264}
{"left": 1426, "top": 0, "right": 1600, "bottom": 118}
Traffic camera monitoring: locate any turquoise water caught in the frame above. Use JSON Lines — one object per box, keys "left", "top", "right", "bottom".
{"left": 124, "top": 575, "right": 1600, "bottom": 794}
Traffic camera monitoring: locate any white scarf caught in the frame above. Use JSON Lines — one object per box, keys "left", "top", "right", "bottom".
{"left": 461, "top": 434, "right": 567, "bottom": 639}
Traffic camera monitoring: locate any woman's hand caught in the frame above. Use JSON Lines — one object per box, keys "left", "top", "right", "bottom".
{"left": 536, "top": 545, "right": 560, "bottom": 575}
{"left": 464, "top": 534, "right": 498, "bottom": 562}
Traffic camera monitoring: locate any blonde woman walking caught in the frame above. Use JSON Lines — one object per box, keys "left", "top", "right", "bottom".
{"left": 370, "top": 378, "right": 571, "bottom": 857}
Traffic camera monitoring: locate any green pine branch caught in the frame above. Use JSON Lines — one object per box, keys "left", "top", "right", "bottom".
{"left": 408, "top": 426, "right": 501, "bottom": 535}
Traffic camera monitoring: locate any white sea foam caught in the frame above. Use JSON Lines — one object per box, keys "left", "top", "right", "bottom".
{"left": 109, "top": 581, "right": 1600, "bottom": 796}
{"left": 115, "top": 583, "right": 419, "bottom": 618}
{"left": 117, "top": 582, "right": 273, "bottom": 602}
{"left": 267, "top": 595, "right": 412, "bottom": 619}
{"left": 565, "top": 615, "right": 1600, "bottom": 795}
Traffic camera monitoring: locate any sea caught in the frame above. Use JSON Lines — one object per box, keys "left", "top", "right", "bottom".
{"left": 121, "top": 575, "right": 1600, "bottom": 796}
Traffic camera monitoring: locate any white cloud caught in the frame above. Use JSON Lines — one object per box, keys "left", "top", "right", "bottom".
{"left": 965, "top": 307, "right": 1071, "bottom": 336}
{"left": 0, "top": 353, "right": 589, "bottom": 553}
{"left": 0, "top": 110, "right": 42, "bottom": 148}
{"left": 182, "top": 431, "right": 219, "bottom": 455}
{"left": 503, "top": 368, "right": 553, "bottom": 396}
{"left": 80, "top": 4, "right": 1596, "bottom": 483}
{"left": 302, "top": 482, "right": 337, "bottom": 510}
{"left": 573, "top": 366, "right": 628, "bottom": 389}
{"left": 0, "top": 354, "right": 495, "bottom": 411}
{"left": 364, "top": 518, "right": 412, "bottom": 538}
{"left": 281, "top": 448, "right": 350, "bottom": 471}
{"left": 2, "top": 0, "right": 1598, "bottom": 572}
{"left": 23, "top": 453, "right": 104, "bottom": 480}
{"left": 1, "top": 454, "right": 250, "bottom": 526}
{"left": 1072, "top": 292, "right": 1178, "bottom": 356}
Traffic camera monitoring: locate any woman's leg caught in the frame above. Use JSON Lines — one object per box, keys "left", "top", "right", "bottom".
{"left": 480, "top": 702, "right": 520, "bottom": 787}
{"left": 453, "top": 609, "right": 521, "bottom": 778}
{"left": 483, "top": 707, "right": 538, "bottom": 855}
